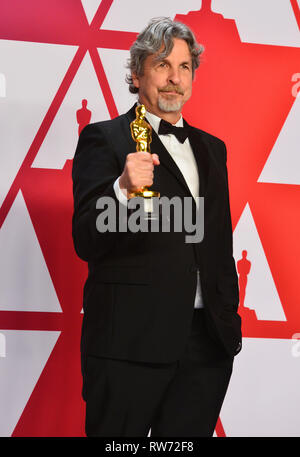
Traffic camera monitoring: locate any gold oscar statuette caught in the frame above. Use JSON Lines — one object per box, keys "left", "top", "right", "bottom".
{"left": 129, "top": 105, "right": 160, "bottom": 213}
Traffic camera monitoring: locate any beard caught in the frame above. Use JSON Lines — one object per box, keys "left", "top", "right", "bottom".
{"left": 157, "top": 95, "right": 183, "bottom": 112}
{"left": 157, "top": 85, "right": 185, "bottom": 112}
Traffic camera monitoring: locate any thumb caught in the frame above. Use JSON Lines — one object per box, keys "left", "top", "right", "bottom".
{"left": 152, "top": 153, "right": 160, "bottom": 166}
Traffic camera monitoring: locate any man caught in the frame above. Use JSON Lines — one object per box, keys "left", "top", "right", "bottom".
{"left": 72, "top": 17, "right": 242, "bottom": 437}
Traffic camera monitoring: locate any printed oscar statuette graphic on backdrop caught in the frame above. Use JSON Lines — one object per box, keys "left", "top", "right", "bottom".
{"left": 237, "top": 250, "right": 257, "bottom": 321}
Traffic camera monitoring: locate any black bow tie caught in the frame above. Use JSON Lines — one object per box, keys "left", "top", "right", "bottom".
{"left": 158, "top": 119, "right": 189, "bottom": 144}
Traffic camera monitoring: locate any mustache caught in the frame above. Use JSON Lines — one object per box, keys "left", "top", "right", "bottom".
{"left": 158, "top": 86, "right": 184, "bottom": 95}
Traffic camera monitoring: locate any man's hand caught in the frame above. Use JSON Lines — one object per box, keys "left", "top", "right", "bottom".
{"left": 119, "top": 152, "right": 160, "bottom": 197}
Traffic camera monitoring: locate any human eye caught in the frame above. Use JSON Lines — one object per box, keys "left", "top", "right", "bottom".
{"left": 157, "top": 61, "right": 168, "bottom": 68}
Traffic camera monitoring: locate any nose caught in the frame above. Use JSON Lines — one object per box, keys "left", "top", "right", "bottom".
{"left": 168, "top": 67, "right": 180, "bottom": 86}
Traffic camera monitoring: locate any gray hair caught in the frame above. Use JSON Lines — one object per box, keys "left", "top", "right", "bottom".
{"left": 126, "top": 17, "right": 204, "bottom": 94}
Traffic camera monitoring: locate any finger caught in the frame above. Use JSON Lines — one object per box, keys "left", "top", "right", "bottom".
{"left": 135, "top": 151, "right": 153, "bottom": 161}
{"left": 152, "top": 154, "right": 160, "bottom": 166}
{"left": 130, "top": 172, "right": 154, "bottom": 188}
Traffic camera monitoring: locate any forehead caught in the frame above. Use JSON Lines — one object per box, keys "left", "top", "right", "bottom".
{"left": 150, "top": 38, "right": 192, "bottom": 63}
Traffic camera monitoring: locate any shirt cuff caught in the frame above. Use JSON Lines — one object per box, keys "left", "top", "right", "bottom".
{"left": 113, "top": 177, "right": 129, "bottom": 206}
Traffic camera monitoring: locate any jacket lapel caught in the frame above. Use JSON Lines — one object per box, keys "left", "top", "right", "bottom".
{"left": 183, "top": 119, "right": 211, "bottom": 197}
{"left": 150, "top": 128, "right": 192, "bottom": 196}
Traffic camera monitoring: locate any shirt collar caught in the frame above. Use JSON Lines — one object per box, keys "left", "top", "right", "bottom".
{"left": 137, "top": 103, "right": 183, "bottom": 134}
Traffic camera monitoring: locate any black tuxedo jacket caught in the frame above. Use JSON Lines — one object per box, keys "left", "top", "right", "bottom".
{"left": 72, "top": 104, "right": 242, "bottom": 367}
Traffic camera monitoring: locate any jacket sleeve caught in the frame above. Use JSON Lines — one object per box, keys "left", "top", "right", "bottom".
{"left": 216, "top": 141, "right": 240, "bottom": 313}
{"left": 72, "top": 122, "right": 123, "bottom": 262}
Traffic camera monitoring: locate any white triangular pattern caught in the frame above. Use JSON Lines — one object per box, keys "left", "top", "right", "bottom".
{"left": 101, "top": 0, "right": 202, "bottom": 32}
{"left": 0, "top": 191, "right": 62, "bottom": 312}
{"left": 32, "top": 52, "right": 110, "bottom": 169}
{"left": 81, "top": 0, "right": 102, "bottom": 24}
{"left": 258, "top": 96, "right": 300, "bottom": 185}
{"left": 98, "top": 48, "right": 136, "bottom": 115}
{"left": 233, "top": 203, "right": 286, "bottom": 321}
{"left": 0, "top": 330, "right": 60, "bottom": 436}
{"left": 220, "top": 337, "right": 300, "bottom": 436}
{"left": 212, "top": 0, "right": 300, "bottom": 47}
{"left": 0, "top": 40, "right": 77, "bottom": 207}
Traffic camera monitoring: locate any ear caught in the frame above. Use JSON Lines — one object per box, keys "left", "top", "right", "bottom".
{"left": 131, "top": 72, "right": 140, "bottom": 89}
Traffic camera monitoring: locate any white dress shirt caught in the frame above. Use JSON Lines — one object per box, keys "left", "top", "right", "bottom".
{"left": 113, "top": 109, "right": 204, "bottom": 308}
